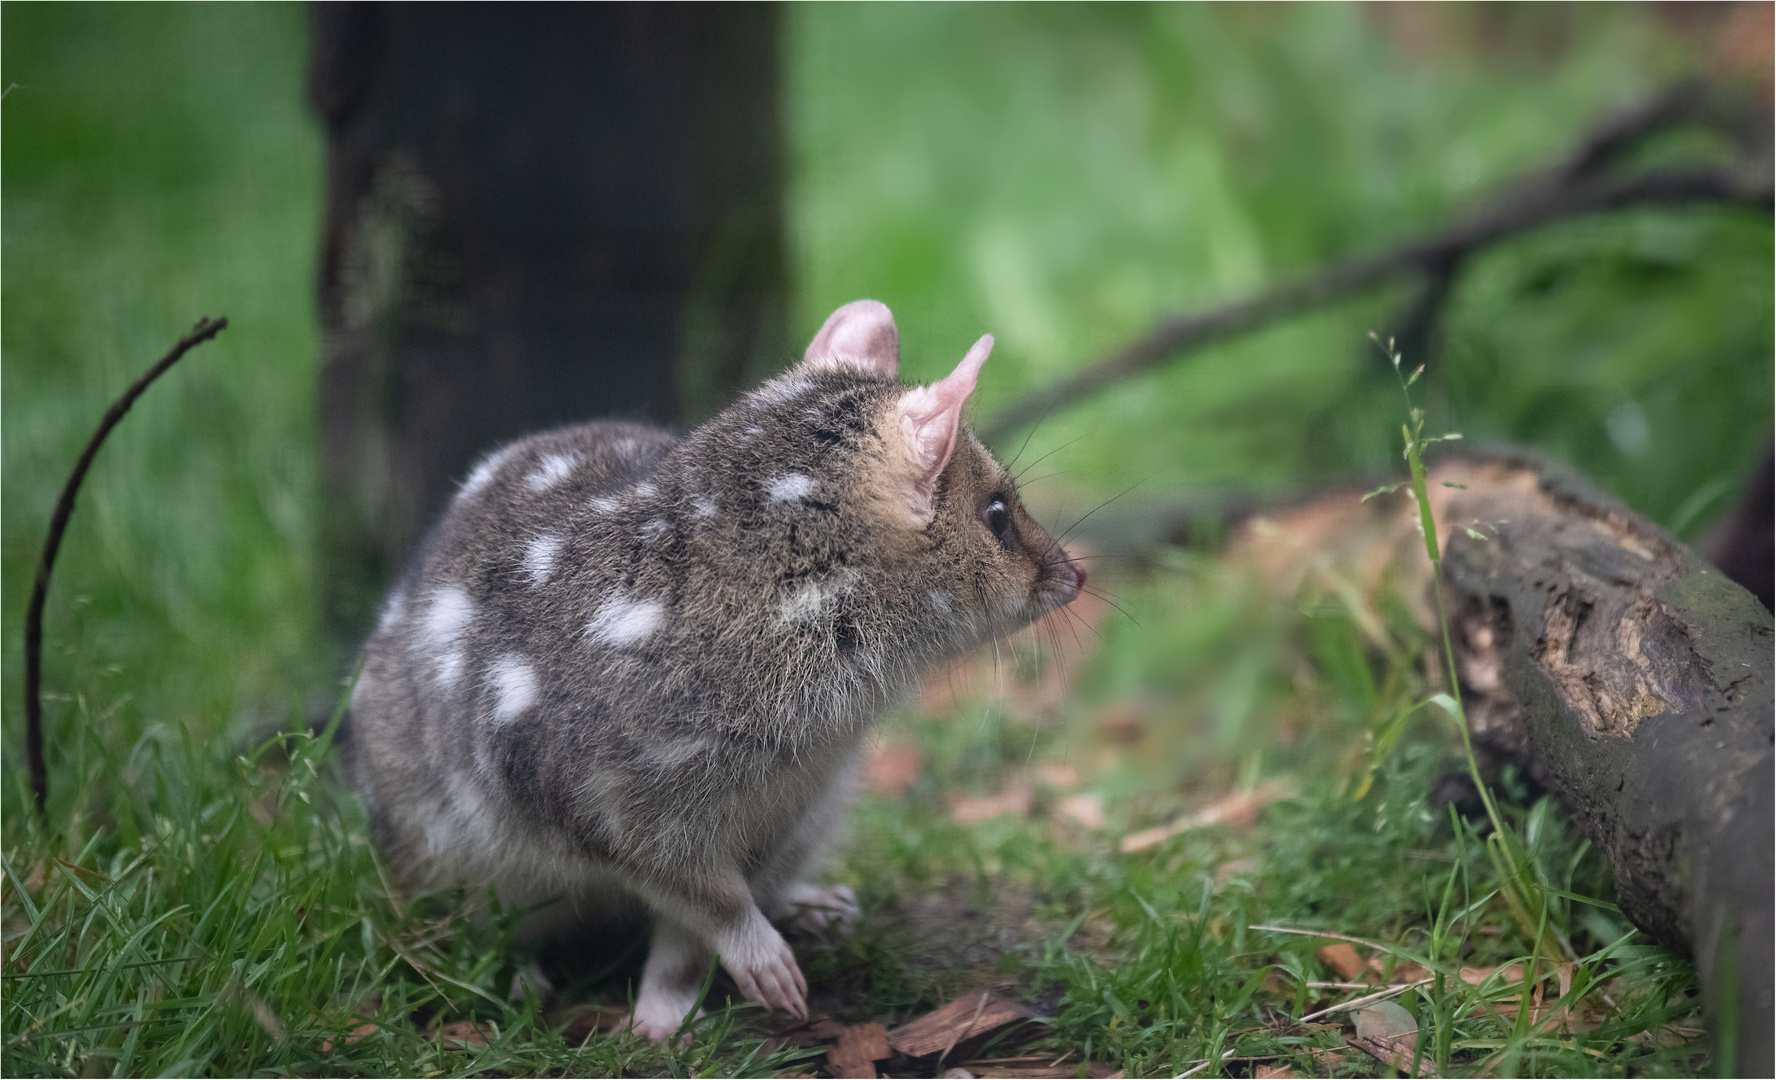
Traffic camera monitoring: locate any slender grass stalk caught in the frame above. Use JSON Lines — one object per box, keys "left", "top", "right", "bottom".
{"left": 1371, "top": 333, "right": 1566, "bottom": 968}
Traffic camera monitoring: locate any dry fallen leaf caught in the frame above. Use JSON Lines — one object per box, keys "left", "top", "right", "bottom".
{"left": 1254, "top": 1065, "right": 1295, "bottom": 1079}
{"left": 1214, "top": 857, "right": 1259, "bottom": 887}
{"left": 1349, "top": 1001, "right": 1423, "bottom": 1076}
{"left": 1315, "top": 943, "right": 1374, "bottom": 983}
{"left": 1375, "top": 958, "right": 1427, "bottom": 984}
{"left": 552, "top": 1003, "right": 629, "bottom": 1045}
{"left": 1627, "top": 1024, "right": 1706, "bottom": 1048}
{"left": 866, "top": 744, "right": 925, "bottom": 797}
{"left": 1056, "top": 792, "right": 1106, "bottom": 830}
{"left": 963, "top": 1067, "right": 1119, "bottom": 1079}
{"left": 1119, "top": 778, "right": 1293, "bottom": 853}
{"left": 1354, "top": 1001, "right": 1417, "bottom": 1044}
{"left": 431, "top": 1019, "right": 493, "bottom": 1049}
{"left": 770, "top": 1015, "right": 848, "bottom": 1049}
{"left": 827, "top": 1022, "right": 892, "bottom": 1079}
{"left": 319, "top": 1021, "right": 377, "bottom": 1052}
{"left": 949, "top": 783, "right": 1032, "bottom": 825}
{"left": 886, "top": 992, "right": 1032, "bottom": 1058}
{"left": 1459, "top": 963, "right": 1525, "bottom": 986}
{"left": 1032, "top": 763, "right": 1079, "bottom": 788}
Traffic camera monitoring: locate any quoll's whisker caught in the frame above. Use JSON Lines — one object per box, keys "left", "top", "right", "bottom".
{"left": 1055, "top": 473, "right": 1155, "bottom": 545}
{"left": 1001, "top": 401, "right": 1060, "bottom": 471}
{"left": 1010, "top": 432, "right": 1091, "bottom": 485}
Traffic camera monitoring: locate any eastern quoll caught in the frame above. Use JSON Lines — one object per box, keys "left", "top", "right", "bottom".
{"left": 344, "top": 300, "right": 1085, "bottom": 1041}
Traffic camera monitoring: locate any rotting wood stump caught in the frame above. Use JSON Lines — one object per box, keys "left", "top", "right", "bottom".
{"left": 1433, "top": 453, "right": 1772, "bottom": 1075}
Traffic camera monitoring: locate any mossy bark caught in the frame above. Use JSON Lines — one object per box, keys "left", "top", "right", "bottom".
{"left": 1436, "top": 454, "right": 1772, "bottom": 1075}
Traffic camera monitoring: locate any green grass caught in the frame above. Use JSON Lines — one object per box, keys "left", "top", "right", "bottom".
{"left": 1, "top": 560, "right": 1714, "bottom": 1076}
{"left": 3, "top": 4, "right": 1759, "bottom": 1076}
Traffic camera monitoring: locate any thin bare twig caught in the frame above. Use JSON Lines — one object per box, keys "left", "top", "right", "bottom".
{"left": 1299, "top": 978, "right": 1435, "bottom": 1024}
{"left": 23, "top": 316, "right": 228, "bottom": 818}
{"left": 980, "top": 85, "right": 1771, "bottom": 442}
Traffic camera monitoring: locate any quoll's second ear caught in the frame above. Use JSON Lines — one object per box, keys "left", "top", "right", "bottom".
{"left": 891, "top": 334, "right": 994, "bottom": 525}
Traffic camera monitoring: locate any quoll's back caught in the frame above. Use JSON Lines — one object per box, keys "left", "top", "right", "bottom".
{"left": 345, "top": 300, "right": 1084, "bottom": 1041}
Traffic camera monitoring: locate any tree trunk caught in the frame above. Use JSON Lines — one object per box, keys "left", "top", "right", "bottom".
{"left": 308, "top": 2, "right": 785, "bottom": 635}
{"left": 1434, "top": 454, "right": 1773, "bottom": 1075}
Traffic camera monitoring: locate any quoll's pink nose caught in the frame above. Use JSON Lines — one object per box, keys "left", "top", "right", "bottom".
{"left": 1068, "top": 559, "right": 1087, "bottom": 593}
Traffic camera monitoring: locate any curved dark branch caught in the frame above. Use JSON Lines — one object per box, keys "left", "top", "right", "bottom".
{"left": 981, "top": 90, "right": 1772, "bottom": 445}
{"left": 24, "top": 316, "right": 228, "bottom": 819}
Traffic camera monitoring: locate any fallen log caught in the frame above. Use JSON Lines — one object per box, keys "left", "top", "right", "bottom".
{"left": 1434, "top": 454, "right": 1772, "bottom": 1075}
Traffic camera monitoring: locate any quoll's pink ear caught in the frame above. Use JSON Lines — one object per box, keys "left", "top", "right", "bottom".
{"left": 893, "top": 334, "right": 992, "bottom": 525}
{"left": 802, "top": 299, "right": 900, "bottom": 378}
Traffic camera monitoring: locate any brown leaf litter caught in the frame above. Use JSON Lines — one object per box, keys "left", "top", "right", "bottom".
{"left": 1119, "top": 777, "right": 1293, "bottom": 853}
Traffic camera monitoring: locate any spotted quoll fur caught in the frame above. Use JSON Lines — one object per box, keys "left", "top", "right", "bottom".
{"left": 344, "top": 300, "right": 1085, "bottom": 1042}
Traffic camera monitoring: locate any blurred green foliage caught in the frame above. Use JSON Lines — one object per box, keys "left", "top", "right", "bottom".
{"left": 4, "top": 4, "right": 1768, "bottom": 768}
{"left": 791, "top": 3, "right": 1770, "bottom": 525}
{"left": 3, "top": 3, "right": 324, "bottom": 771}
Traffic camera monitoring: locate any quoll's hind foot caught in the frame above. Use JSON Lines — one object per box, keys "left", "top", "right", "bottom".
{"left": 627, "top": 997, "right": 705, "bottom": 1046}
{"left": 631, "top": 915, "right": 714, "bottom": 1044}
{"left": 776, "top": 882, "right": 859, "bottom": 936}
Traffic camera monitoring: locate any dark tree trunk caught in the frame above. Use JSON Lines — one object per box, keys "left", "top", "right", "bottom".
{"left": 1435, "top": 454, "right": 1773, "bottom": 1076}
{"left": 1704, "top": 443, "right": 1774, "bottom": 612}
{"left": 309, "top": 2, "right": 785, "bottom": 635}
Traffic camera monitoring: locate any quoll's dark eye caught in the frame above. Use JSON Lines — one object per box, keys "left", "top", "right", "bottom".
{"left": 984, "top": 495, "right": 1013, "bottom": 547}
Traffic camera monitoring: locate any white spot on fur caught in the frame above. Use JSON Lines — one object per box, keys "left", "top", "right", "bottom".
{"left": 692, "top": 494, "right": 718, "bottom": 519}
{"left": 589, "top": 496, "right": 621, "bottom": 513}
{"left": 526, "top": 452, "right": 582, "bottom": 491}
{"left": 639, "top": 518, "right": 671, "bottom": 542}
{"left": 634, "top": 481, "right": 658, "bottom": 498}
{"left": 776, "top": 569, "right": 860, "bottom": 624}
{"left": 765, "top": 473, "right": 817, "bottom": 503}
{"left": 739, "top": 426, "right": 763, "bottom": 442}
{"left": 586, "top": 594, "right": 665, "bottom": 647}
{"left": 523, "top": 533, "right": 564, "bottom": 586}
{"left": 614, "top": 437, "right": 639, "bottom": 458}
{"left": 929, "top": 589, "right": 953, "bottom": 614}
{"left": 488, "top": 654, "right": 539, "bottom": 725}
{"left": 457, "top": 447, "right": 515, "bottom": 501}
{"left": 376, "top": 588, "right": 408, "bottom": 633}
{"left": 422, "top": 586, "right": 475, "bottom": 689}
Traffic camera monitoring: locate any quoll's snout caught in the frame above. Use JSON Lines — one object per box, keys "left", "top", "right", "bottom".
{"left": 1051, "top": 548, "right": 1086, "bottom": 607}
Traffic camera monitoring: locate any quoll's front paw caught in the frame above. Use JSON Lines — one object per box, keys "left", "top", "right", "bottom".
{"left": 718, "top": 917, "right": 807, "bottom": 1019}
{"left": 782, "top": 882, "right": 858, "bottom": 935}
